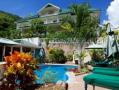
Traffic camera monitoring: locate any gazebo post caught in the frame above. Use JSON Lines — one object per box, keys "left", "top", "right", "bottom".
{"left": 2, "top": 45, "right": 6, "bottom": 61}
{"left": 34, "top": 49, "right": 35, "bottom": 57}
{"left": 20, "top": 46, "right": 23, "bottom": 52}
{"left": 11, "top": 46, "right": 13, "bottom": 54}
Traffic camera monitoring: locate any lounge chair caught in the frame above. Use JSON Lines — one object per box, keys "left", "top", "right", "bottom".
{"left": 86, "top": 59, "right": 113, "bottom": 67}
{"left": 83, "top": 67, "right": 119, "bottom": 90}
{"left": 95, "top": 59, "right": 112, "bottom": 67}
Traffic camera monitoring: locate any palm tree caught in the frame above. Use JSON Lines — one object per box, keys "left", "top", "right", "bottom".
{"left": 62, "top": 3, "right": 99, "bottom": 46}
{"left": 61, "top": 3, "right": 99, "bottom": 67}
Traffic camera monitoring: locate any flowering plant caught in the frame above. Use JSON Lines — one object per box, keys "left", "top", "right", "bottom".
{"left": 1, "top": 51, "right": 38, "bottom": 90}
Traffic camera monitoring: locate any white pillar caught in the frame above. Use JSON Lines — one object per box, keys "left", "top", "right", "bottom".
{"left": 20, "top": 46, "right": 23, "bottom": 52}
{"left": 73, "top": 54, "right": 75, "bottom": 63}
{"left": 2, "top": 45, "right": 6, "bottom": 61}
{"left": 11, "top": 46, "right": 13, "bottom": 54}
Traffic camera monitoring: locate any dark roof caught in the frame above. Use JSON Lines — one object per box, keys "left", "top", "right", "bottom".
{"left": 59, "top": 9, "right": 71, "bottom": 14}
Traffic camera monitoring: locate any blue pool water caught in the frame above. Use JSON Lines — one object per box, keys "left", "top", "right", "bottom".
{"left": 35, "top": 65, "right": 78, "bottom": 84}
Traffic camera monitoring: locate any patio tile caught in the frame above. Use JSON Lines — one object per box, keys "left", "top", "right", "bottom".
{"left": 68, "top": 74, "right": 110, "bottom": 90}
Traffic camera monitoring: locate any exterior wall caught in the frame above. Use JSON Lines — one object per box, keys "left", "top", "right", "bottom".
{"left": 40, "top": 13, "right": 71, "bottom": 24}
{"left": 16, "top": 20, "right": 31, "bottom": 30}
{"left": 16, "top": 13, "right": 71, "bottom": 30}
{"left": 16, "top": 3, "right": 100, "bottom": 31}
{"left": 49, "top": 42, "right": 80, "bottom": 54}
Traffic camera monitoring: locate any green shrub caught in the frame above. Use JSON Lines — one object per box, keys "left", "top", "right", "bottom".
{"left": 42, "top": 70, "right": 58, "bottom": 84}
{"left": 79, "top": 50, "right": 87, "bottom": 61}
{"left": 89, "top": 49, "right": 105, "bottom": 61}
{"left": 81, "top": 67, "right": 89, "bottom": 73}
{"left": 66, "top": 54, "right": 73, "bottom": 61}
{"left": 48, "top": 48, "right": 67, "bottom": 63}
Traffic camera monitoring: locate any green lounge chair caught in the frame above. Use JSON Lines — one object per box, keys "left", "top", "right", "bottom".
{"left": 83, "top": 67, "right": 119, "bottom": 90}
{"left": 95, "top": 59, "right": 113, "bottom": 67}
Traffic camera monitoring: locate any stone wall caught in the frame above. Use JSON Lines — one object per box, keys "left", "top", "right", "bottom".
{"left": 48, "top": 42, "right": 84, "bottom": 54}
{"left": 48, "top": 42, "right": 80, "bottom": 54}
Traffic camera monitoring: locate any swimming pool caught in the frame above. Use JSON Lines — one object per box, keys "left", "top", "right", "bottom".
{"left": 35, "top": 64, "right": 78, "bottom": 84}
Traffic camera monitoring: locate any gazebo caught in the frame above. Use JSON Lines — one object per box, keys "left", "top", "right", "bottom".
{"left": 0, "top": 38, "right": 19, "bottom": 61}
{"left": 0, "top": 38, "right": 41, "bottom": 61}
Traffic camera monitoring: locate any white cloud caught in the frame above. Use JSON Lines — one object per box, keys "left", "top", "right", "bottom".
{"left": 107, "top": 0, "right": 119, "bottom": 28}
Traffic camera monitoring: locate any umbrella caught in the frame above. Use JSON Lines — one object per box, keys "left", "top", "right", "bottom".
{"left": 106, "top": 24, "right": 118, "bottom": 58}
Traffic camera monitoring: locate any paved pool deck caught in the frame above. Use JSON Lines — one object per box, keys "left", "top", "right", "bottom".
{"left": 68, "top": 73, "right": 110, "bottom": 90}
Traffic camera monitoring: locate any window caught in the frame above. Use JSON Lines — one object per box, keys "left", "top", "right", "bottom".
{"left": 53, "top": 20, "right": 57, "bottom": 23}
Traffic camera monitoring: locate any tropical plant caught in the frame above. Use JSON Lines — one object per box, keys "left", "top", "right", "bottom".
{"left": 66, "top": 54, "right": 73, "bottom": 61}
{"left": 48, "top": 48, "right": 67, "bottom": 63}
{"left": 47, "top": 24, "right": 65, "bottom": 39}
{"left": 80, "top": 50, "right": 87, "bottom": 61}
{"left": 42, "top": 70, "right": 58, "bottom": 84}
{"left": 0, "top": 11, "right": 21, "bottom": 38}
{"left": 59, "top": 4, "right": 99, "bottom": 67}
{"left": 0, "top": 51, "right": 38, "bottom": 90}
{"left": 62, "top": 4, "right": 98, "bottom": 42}
{"left": 99, "top": 24, "right": 108, "bottom": 38}
{"left": 31, "top": 18, "right": 46, "bottom": 38}
{"left": 79, "top": 50, "right": 87, "bottom": 67}
{"left": 89, "top": 49, "right": 105, "bottom": 61}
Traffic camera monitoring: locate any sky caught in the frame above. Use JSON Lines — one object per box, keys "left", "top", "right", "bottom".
{"left": 106, "top": 0, "right": 119, "bottom": 28}
{"left": 0, "top": 0, "right": 112, "bottom": 25}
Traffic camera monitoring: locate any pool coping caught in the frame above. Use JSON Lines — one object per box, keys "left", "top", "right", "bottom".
{"left": 40, "top": 63, "right": 78, "bottom": 67}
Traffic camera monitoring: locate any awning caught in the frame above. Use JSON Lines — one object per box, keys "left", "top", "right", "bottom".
{"left": 0, "top": 38, "right": 19, "bottom": 45}
{"left": 14, "top": 39, "right": 40, "bottom": 48}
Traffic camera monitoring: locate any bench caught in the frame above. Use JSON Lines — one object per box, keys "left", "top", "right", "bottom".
{"left": 83, "top": 67, "right": 119, "bottom": 90}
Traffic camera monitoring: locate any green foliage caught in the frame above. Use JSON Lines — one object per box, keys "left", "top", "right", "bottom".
{"left": 79, "top": 50, "right": 87, "bottom": 61}
{"left": 47, "top": 24, "right": 62, "bottom": 33}
{"left": 42, "top": 70, "right": 58, "bottom": 84}
{"left": 66, "top": 54, "right": 73, "bottom": 61}
{"left": 45, "top": 38, "right": 50, "bottom": 46}
{"left": 31, "top": 18, "right": 46, "bottom": 38}
{"left": 74, "top": 52, "right": 79, "bottom": 57}
{"left": 99, "top": 24, "right": 107, "bottom": 38}
{"left": 89, "top": 49, "right": 105, "bottom": 61}
{"left": 48, "top": 48, "right": 67, "bottom": 63}
{"left": 47, "top": 24, "right": 65, "bottom": 39}
{"left": 61, "top": 22, "right": 73, "bottom": 32}
{"left": 48, "top": 3, "right": 99, "bottom": 43}
{"left": 81, "top": 67, "right": 89, "bottom": 73}
{"left": 0, "top": 11, "right": 21, "bottom": 38}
